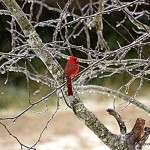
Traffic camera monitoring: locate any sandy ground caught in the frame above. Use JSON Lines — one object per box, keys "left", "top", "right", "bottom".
{"left": 0, "top": 93, "right": 149, "bottom": 150}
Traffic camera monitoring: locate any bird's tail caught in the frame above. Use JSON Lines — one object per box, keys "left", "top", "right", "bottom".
{"left": 66, "top": 76, "right": 73, "bottom": 96}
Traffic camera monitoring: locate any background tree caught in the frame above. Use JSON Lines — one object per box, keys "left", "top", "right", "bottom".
{"left": 0, "top": 0, "right": 150, "bottom": 149}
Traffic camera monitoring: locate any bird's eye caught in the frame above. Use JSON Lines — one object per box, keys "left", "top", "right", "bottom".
{"left": 75, "top": 59, "right": 79, "bottom": 64}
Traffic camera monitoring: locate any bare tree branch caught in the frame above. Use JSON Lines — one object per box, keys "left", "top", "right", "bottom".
{"left": 76, "top": 85, "right": 150, "bottom": 113}
{"left": 0, "top": 0, "right": 150, "bottom": 149}
{"left": 107, "top": 109, "right": 127, "bottom": 134}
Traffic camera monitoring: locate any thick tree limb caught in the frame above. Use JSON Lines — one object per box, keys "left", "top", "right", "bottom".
{"left": 137, "top": 127, "right": 150, "bottom": 149}
{"left": 126, "top": 118, "right": 149, "bottom": 150}
{"left": 70, "top": 95, "right": 128, "bottom": 150}
{"left": 2, "top": 0, "right": 63, "bottom": 82}
{"left": 1, "top": 0, "right": 67, "bottom": 102}
{"left": 76, "top": 85, "right": 150, "bottom": 113}
{"left": 1, "top": 1, "right": 150, "bottom": 150}
{"left": 71, "top": 97, "right": 149, "bottom": 150}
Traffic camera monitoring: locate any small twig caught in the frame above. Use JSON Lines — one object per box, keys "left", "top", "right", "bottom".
{"left": 25, "top": 60, "right": 32, "bottom": 105}
{"left": 107, "top": 109, "right": 127, "bottom": 134}
{"left": 30, "top": 102, "right": 60, "bottom": 149}
{"left": 0, "top": 81, "right": 67, "bottom": 121}
{"left": 0, "top": 122, "right": 35, "bottom": 150}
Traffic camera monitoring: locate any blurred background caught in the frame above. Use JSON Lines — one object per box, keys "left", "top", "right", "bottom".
{"left": 0, "top": 0, "right": 150, "bottom": 149}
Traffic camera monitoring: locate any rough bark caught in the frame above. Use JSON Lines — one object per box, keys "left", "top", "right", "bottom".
{"left": 2, "top": 0, "right": 63, "bottom": 82}
{"left": 1, "top": 0, "right": 150, "bottom": 149}
{"left": 71, "top": 96, "right": 149, "bottom": 150}
{"left": 126, "top": 118, "right": 149, "bottom": 150}
{"left": 107, "top": 109, "right": 127, "bottom": 134}
{"left": 70, "top": 96, "right": 128, "bottom": 150}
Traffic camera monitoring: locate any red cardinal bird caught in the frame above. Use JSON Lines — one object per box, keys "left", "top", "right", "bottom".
{"left": 64, "top": 56, "right": 79, "bottom": 96}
